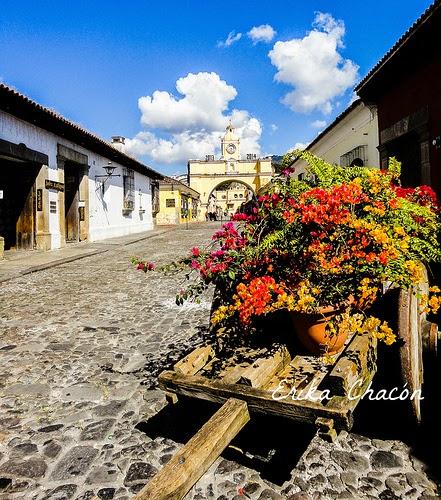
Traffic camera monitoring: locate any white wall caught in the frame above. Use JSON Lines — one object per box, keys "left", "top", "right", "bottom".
{"left": 0, "top": 110, "right": 155, "bottom": 248}
{"left": 294, "top": 102, "right": 379, "bottom": 177}
{"left": 88, "top": 169, "right": 153, "bottom": 241}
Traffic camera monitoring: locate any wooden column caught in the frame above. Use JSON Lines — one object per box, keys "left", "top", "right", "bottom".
{"left": 78, "top": 164, "right": 90, "bottom": 241}
{"left": 34, "top": 164, "right": 51, "bottom": 250}
{"left": 57, "top": 156, "right": 66, "bottom": 247}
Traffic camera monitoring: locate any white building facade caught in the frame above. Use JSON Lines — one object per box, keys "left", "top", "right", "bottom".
{"left": 0, "top": 83, "right": 162, "bottom": 253}
{"left": 292, "top": 100, "right": 379, "bottom": 178}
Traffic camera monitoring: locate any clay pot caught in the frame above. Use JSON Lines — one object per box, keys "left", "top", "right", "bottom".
{"left": 291, "top": 305, "right": 347, "bottom": 355}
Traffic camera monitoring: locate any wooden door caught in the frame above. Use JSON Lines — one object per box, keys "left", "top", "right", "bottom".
{"left": 386, "top": 132, "right": 421, "bottom": 187}
{"left": 0, "top": 159, "right": 39, "bottom": 250}
{"left": 16, "top": 182, "right": 35, "bottom": 250}
{"left": 64, "top": 163, "right": 79, "bottom": 242}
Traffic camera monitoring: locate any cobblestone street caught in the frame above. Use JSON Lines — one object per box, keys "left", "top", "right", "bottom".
{"left": 0, "top": 223, "right": 439, "bottom": 499}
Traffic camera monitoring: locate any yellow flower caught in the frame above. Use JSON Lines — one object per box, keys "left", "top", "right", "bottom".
{"left": 371, "top": 227, "right": 389, "bottom": 245}
{"left": 211, "top": 304, "right": 234, "bottom": 325}
{"left": 429, "top": 296, "right": 441, "bottom": 314}
{"left": 394, "top": 226, "right": 406, "bottom": 236}
{"left": 404, "top": 260, "right": 424, "bottom": 284}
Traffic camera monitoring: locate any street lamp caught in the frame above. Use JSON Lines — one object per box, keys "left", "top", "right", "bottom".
{"left": 95, "top": 161, "right": 121, "bottom": 194}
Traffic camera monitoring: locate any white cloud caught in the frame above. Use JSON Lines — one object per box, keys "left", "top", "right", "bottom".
{"left": 270, "top": 123, "right": 278, "bottom": 132}
{"left": 268, "top": 12, "right": 358, "bottom": 114}
{"left": 137, "top": 72, "right": 237, "bottom": 132}
{"left": 217, "top": 31, "right": 242, "bottom": 48}
{"left": 311, "top": 119, "right": 327, "bottom": 128}
{"left": 125, "top": 72, "right": 262, "bottom": 165}
{"left": 291, "top": 142, "right": 309, "bottom": 151}
{"left": 248, "top": 24, "right": 276, "bottom": 44}
{"left": 348, "top": 91, "right": 359, "bottom": 105}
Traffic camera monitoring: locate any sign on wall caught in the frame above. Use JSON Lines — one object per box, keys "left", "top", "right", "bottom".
{"left": 36, "top": 189, "right": 43, "bottom": 211}
{"left": 45, "top": 179, "right": 64, "bottom": 192}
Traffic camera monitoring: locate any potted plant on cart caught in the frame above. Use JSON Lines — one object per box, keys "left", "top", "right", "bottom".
{"left": 134, "top": 151, "right": 441, "bottom": 357}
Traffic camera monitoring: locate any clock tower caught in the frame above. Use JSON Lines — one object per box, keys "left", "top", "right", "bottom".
{"left": 221, "top": 123, "right": 240, "bottom": 160}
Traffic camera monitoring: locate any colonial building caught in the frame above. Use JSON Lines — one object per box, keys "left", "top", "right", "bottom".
{"left": 0, "top": 83, "right": 162, "bottom": 256}
{"left": 157, "top": 177, "right": 200, "bottom": 225}
{"left": 292, "top": 99, "right": 379, "bottom": 178}
{"left": 356, "top": 0, "right": 441, "bottom": 195}
{"left": 187, "top": 124, "right": 273, "bottom": 219}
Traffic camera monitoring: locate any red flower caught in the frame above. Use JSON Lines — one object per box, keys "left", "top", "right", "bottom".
{"left": 136, "top": 262, "right": 145, "bottom": 271}
{"left": 378, "top": 251, "right": 389, "bottom": 265}
{"left": 191, "top": 247, "right": 200, "bottom": 257}
{"left": 191, "top": 260, "right": 200, "bottom": 269}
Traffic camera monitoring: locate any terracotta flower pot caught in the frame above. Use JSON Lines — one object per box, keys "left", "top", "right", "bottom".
{"left": 291, "top": 305, "right": 347, "bottom": 355}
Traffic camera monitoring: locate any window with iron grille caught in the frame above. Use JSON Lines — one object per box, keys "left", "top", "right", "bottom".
{"left": 123, "top": 168, "right": 135, "bottom": 210}
{"left": 340, "top": 145, "right": 368, "bottom": 167}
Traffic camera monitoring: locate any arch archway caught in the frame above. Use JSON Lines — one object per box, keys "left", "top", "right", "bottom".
{"left": 206, "top": 180, "right": 255, "bottom": 220}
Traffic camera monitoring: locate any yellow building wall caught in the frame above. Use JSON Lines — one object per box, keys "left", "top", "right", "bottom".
{"left": 157, "top": 189, "right": 180, "bottom": 225}
{"left": 156, "top": 189, "right": 199, "bottom": 225}
{"left": 188, "top": 158, "right": 273, "bottom": 220}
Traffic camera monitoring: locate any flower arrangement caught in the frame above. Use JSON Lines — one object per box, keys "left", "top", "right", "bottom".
{"left": 134, "top": 152, "right": 441, "bottom": 351}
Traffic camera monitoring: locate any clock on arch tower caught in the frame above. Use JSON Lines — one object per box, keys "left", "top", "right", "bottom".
{"left": 221, "top": 123, "right": 240, "bottom": 160}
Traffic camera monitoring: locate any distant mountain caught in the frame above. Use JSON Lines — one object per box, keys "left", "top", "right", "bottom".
{"left": 270, "top": 155, "right": 284, "bottom": 174}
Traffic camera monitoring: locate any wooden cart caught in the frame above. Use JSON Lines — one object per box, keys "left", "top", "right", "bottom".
{"left": 135, "top": 280, "right": 440, "bottom": 500}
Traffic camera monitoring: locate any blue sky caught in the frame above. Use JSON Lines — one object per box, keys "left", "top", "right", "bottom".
{"left": 0, "top": 0, "right": 433, "bottom": 175}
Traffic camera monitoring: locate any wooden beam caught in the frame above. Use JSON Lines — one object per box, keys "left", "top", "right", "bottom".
{"left": 237, "top": 346, "right": 291, "bottom": 388}
{"left": 322, "top": 334, "right": 377, "bottom": 397}
{"left": 174, "top": 345, "right": 215, "bottom": 376}
{"left": 264, "top": 354, "right": 328, "bottom": 394}
{"left": 315, "top": 416, "right": 338, "bottom": 443}
{"left": 134, "top": 398, "right": 250, "bottom": 500}
{"left": 158, "top": 370, "right": 352, "bottom": 429}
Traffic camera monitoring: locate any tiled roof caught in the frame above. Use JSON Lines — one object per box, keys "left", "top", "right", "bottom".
{"left": 356, "top": 0, "right": 441, "bottom": 92}
{"left": 160, "top": 176, "right": 200, "bottom": 197}
{"left": 0, "top": 82, "right": 163, "bottom": 179}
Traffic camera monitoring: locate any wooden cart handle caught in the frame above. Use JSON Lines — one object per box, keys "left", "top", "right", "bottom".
{"left": 134, "top": 397, "right": 250, "bottom": 500}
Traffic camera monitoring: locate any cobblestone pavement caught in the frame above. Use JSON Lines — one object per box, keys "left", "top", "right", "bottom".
{"left": 0, "top": 223, "right": 439, "bottom": 499}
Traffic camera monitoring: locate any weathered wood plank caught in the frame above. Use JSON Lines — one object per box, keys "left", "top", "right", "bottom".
{"left": 158, "top": 370, "right": 352, "bottom": 429}
{"left": 322, "top": 334, "right": 377, "bottom": 397}
{"left": 174, "top": 345, "right": 215, "bottom": 376}
{"left": 219, "top": 362, "right": 250, "bottom": 384}
{"left": 265, "top": 355, "right": 323, "bottom": 392}
{"left": 198, "top": 346, "right": 284, "bottom": 387}
{"left": 237, "top": 346, "right": 291, "bottom": 387}
{"left": 134, "top": 398, "right": 250, "bottom": 500}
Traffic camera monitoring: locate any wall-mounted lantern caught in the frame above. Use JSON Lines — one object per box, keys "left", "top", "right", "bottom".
{"left": 95, "top": 161, "right": 121, "bottom": 194}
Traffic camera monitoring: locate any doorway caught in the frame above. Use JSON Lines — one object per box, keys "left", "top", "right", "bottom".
{"left": 64, "top": 161, "right": 80, "bottom": 242}
{"left": 0, "top": 158, "right": 40, "bottom": 250}
{"left": 385, "top": 132, "right": 422, "bottom": 187}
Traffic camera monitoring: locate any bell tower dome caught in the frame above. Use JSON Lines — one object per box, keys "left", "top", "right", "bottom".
{"left": 221, "top": 123, "right": 240, "bottom": 160}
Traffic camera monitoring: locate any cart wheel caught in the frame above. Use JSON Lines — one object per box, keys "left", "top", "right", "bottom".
{"left": 397, "top": 267, "right": 428, "bottom": 424}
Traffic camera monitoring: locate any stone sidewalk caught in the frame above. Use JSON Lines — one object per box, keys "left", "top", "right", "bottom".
{"left": 0, "top": 226, "right": 176, "bottom": 283}
{"left": 0, "top": 223, "right": 439, "bottom": 499}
